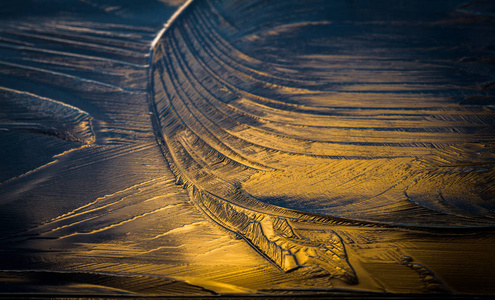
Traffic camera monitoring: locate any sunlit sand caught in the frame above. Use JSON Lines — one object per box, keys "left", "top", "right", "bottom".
{"left": 1, "top": 0, "right": 494, "bottom": 296}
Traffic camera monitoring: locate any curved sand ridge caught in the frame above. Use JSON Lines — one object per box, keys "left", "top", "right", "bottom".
{"left": 0, "top": 87, "right": 95, "bottom": 144}
{"left": 149, "top": 0, "right": 495, "bottom": 284}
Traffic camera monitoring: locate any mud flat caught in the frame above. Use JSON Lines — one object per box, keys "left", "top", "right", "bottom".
{"left": 1, "top": 0, "right": 495, "bottom": 297}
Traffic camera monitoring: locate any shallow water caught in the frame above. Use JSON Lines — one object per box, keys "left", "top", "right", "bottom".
{"left": 1, "top": 0, "right": 495, "bottom": 296}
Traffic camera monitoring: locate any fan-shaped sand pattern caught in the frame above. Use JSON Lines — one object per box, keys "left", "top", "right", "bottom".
{"left": 1, "top": 0, "right": 495, "bottom": 295}
{"left": 149, "top": 0, "right": 495, "bottom": 282}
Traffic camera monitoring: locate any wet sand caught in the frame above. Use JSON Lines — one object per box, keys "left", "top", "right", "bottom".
{"left": 1, "top": 0, "right": 495, "bottom": 296}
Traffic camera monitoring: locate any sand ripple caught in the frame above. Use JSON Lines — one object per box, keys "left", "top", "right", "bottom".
{"left": 149, "top": 0, "right": 495, "bottom": 282}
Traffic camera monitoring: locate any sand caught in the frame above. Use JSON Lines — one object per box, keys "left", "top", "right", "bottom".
{"left": 1, "top": 0, "right": 495, "bottom": 296}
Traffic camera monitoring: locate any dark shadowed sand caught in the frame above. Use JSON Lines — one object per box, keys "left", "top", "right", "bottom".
{"left": 1, "top": 0, "right": 495, "bottom": 297}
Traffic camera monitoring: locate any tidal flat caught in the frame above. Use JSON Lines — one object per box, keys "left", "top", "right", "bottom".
{"left": 1, "top": 0, "right": 495, "bottom": 297}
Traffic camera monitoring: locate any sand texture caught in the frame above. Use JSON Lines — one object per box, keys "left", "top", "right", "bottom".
{"left": 1, "top": 0, "right": 495, "bottom": 296}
